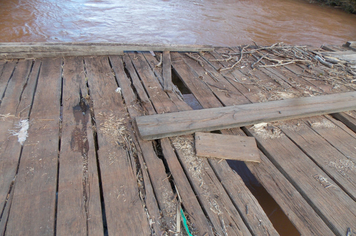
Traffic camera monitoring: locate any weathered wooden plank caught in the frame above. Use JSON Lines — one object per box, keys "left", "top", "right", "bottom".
{"left": 172, "top": 135, "right": 252, "bottom": 236}
{"left": 195, "top": 132, "right": 260, "bottom": 162}
{"left": 0, "top": 60, "right": 35, "bottom": 234}
{"left": 0, "top": 61, "right": 17, "bottom": 103}
{"left": 118, "top": 54, "right": 213, "bottom": 234}
{"left": 56, "top": 57, "right": 103, "bottom": 236}
{"left": 163, "top": 51, "right": 173, "bottom": 92}
{"left": 308, "top": 115, "right": 356, "bottom": 162}
{"left": 177, "top": 48, "right": 339, "bottom": 235}
{"left": 171, "top": 52, "right": 222, "bottom": 108}
{"left": 84, "top": 56, "right": 151, "bottom": 235}
{"left": 142, "top": 53, "right": 190, "bottom": 112}
{"left": 113, "top": 55, "right": 213, "bottom": 234}
{"left": 127, "top": 53, "right": 259, "bottom": 235}
{"left": 246, "top": 124, "right": 356, "bottom": 235}
{"left": 0, "top": 43, "right": 213, "bottom": 59}
{"left": 180, "top": 52, "right": 251, "bottom": 106}
{"left": 126, "top": 53, "right": 181, "bottom": 232}
{"left": 5, "top": 57, "right": 62, "bottom": 235}
{"left": 0, "top": 42, "right": 213, "bottom": 51}
{"left": 136, "top": 91, "right": 356, "bottom": 140}
{"left": 110, "top": 55, "right": 166, "bottom": 235}
{"left": 167, "top": 53, "right": 279, "bottom": 235}
{"left": 333, "top": 111, "right": 356, "bottom": 133}
{"left": 0, "top": 61, "right": 5, "bottom": 77}
{"left": 129, "top": 52, "right": 179, "bottom": 114}
{"left": 226, "top": 131, "right": 335, "bottom": 236}
{"left": 279, "top": 117, "right": 356, "bottom": 201}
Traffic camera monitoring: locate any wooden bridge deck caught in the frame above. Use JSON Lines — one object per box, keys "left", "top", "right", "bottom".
{"left": 0, "top": 43, "right": 355, "bottom": 236}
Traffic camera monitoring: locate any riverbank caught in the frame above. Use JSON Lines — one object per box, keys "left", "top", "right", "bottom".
{"left": 312, "top": 0, "right": 356, "bottom": 13}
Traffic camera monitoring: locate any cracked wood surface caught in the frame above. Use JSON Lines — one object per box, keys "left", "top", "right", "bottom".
{"left": 56, "top": 57, "right": 103, "bottom": 236}
{"left": 85, "top": 56, "right": 151, "bottom": 235}
{"left": 5, "top": 58, "right": 62, "bottom": 235}
{"left": 1, "top": 45, "right": 356, "bottom": 236}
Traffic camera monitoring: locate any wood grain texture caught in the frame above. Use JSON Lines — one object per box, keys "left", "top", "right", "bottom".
{"left": 110, "top": 55, "right": 165, "bottom": 235}
{"left": 85, "top": 56, "right": 150, "bottom": 236}
{"left": 56, "top": 57, "right": 103, "bottom": 236}
{"left": 195, "top": 132, "right": 260, "bottom": 162}
{"left": 136, "top": 91, "right": 356, "bottom": 140}
{"left": 169, "top": 53, "right": 279, "bottom": 235}
{"left": 163, "top": 51, "right": 173, "bottom": 92}
{"left": 0, "top": 60, "right": 35, "bottom": 235}
{"left": 0, "top": 61, "right": 17, "bottom": 102}
{"left": 128, "top": 53, "right": 257, "bottom": 235}
{"left": 279, "top": 117, "right": 356, "bottom": 201}
{"left": 0, "top": 43, "right": 213, "bottom": 59}
{"left": 178, "top": 49, "right": 339, "bottom": 235}
{"left": 6, "top": 58, "right": 62, "bottom": 236}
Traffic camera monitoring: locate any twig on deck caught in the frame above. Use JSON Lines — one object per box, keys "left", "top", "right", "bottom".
{"left": 251, "top": 55, "right": 265, "bottom": 69}
{"left": 259, "top": 59, "right": 310, "bottom": 68}
{"left": 219, "top": 45, "right": 249, "bottom": 72}
{"left": 185, "top": 53, "right": 204, "bottom": 67}
{"left": 155, "top": 54, "right": 163, "bottom": 67}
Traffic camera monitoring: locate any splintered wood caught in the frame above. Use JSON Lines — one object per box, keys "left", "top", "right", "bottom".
{"left": 195, "top": 132, "right": 260, "bottom": 163}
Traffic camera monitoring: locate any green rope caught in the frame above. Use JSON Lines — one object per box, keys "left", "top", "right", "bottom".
{"left": 180, "top": 208, "right": 193, "bottom": 236}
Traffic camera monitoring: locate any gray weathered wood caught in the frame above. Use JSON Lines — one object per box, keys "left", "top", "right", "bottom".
{"left": 6, "top": 58, "right": 62, "bottom": 235}
{"left": 0, "top": 43, "right": 213, "bottom": 59}
{"left": 195, "top": 132, "right": 260, "bottom": 162}
{"left": 56, "top": 57, "right": 103, "bottom": 236}
{"left": 136, "top": 91, "right": 356, "bottom": 140}
{"left": 85, "top": 56, "right": 151, "bottom": 235}
{"left": 163, "top": 51, "right": 173, "bottom": 92}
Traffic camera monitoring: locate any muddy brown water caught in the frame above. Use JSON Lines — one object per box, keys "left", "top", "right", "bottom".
{"left": 1, "top": 0, "right": 354, "bottom": 235}
{"left": 0, "top": 0, "right": 356, "bottom": 45}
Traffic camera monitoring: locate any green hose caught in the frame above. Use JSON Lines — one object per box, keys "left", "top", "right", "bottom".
{"left": 180, "top": 208, "right": 193, "bottom": 236}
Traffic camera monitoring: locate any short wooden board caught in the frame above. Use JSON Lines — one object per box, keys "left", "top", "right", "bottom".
{"left": 195, "top": 132, "right": 260, "bottom": 162}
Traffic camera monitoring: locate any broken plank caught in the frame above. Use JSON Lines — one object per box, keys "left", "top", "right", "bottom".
{"left": 127, "top": 53, "right": 255, "bottom": 235}
{"left": 122, "top": 54, "right": 193, "bottom": 232}
{"left": 171, "top": 52, "right": 222, "bottom": 109}
{"left": 163, "top": 51, "right": 173, "bottom": 92}
{"left": 129, "top": 52, "right": 178, "bottom": 114}
{"left": 5, "top": 57, "right": 62, "bottom": 235}
{"left": 195, "top": 132, "right": 260, "bottom": 162}
{"left": 112, "top": 55, "right": 214, "bottom": 235}
{"left": 142, "top": 53, "right": 190, "bottom": 111}
{"left": 84, "top": 56, "right": 151, "bottom": 236}
{"left": 56, "top": 57, "right": 103, "bottom": 236}
{"left": 172, "top": 50, "right": 279, "bottom": 235}
{"left": 230, "top": 129, "right": 335, "bottom": 235}
{"left": 172, "top": 135, "right": 252, "bottom": 236}
{"left": 136, "top": 91, "right": 356, "bottom": 140}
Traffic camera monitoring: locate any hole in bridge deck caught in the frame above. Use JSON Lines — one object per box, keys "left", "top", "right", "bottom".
{"left": 172, "top": 69, "right": 203, "bottom": 110}
{"left": 227, "top": 160, "right": 299, "bottom": 236}
{"left": 171, "top": 63, "right": 298, "bottom": 235}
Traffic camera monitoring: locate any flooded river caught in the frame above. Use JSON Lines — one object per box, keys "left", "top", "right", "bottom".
{"left": 0, "top": 0, "right": 355, "bottom": 46}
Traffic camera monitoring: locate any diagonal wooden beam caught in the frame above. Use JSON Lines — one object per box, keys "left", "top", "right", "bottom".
{"left": 136, "top": 91, "right": 356, "bottom": 140}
